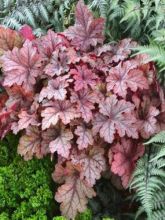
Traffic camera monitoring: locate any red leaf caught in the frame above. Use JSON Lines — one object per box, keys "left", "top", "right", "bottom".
{"left": 93, "top": 95, "right": 138, "bottom": 143}
{"left": 71, "top": 89, "right": 97, "bottom": 122}
{"left": 72, "top": 147, "right": 106, "bottom": 186}
{"left": 44, "top": 47, "right": 69, "bottom": 76}
{"left": 0, "top": 108, "right": 13, "bottom": 139}
{"left": 4, "top": 85, "right": 34, "bottom": 111}
{"left": 53, "top": 162, "right": 80, "bottom": 183}
{"left": 65, "top": 0, "right": 105, "bottom": 51}
{"left": 2, "top": 40, "right": 42, "bottom": 92}
{"left": 111, "top": 138, "right": 144, "bottom": 188}
{"left": 75, "top": 125, "right": 94, "bottom": 150}
{"left": 0, "top": 93, "right": 8, "bottom": 110}
{"left": 49, "top": 126, "right": 73, "bottom": 158}
{"left": 70, "top": 65, "right": 98, "bottom": 91}
{"left": 19, "top": 25, "right": 36, "bottom": 41}
{"left": 0, "top": 27, "right": 23, "bottom": 56}
{"left": 55, "top": 176, "right": 96, "bottom": 219}
{"left": 107, "top": 60, "right": 149, "bottom": 98}
{"left": 18, "top": 126, "right": 42, "bottom": 160}
{"left": 35, "top": 30, "right": 69, "bottom": 60}
{"left": 138, "top": 96, "right": 160, "bottom": 138}
{"left": 66, "top": 47, "right": 80, "bottom": 64}
{"left": 52, "top": 163, "right": 68, "bottom": 184}
{"left": 39, "top": 75, "right": 72, "bottom": 102}
{"left": 16, "top": 110, "right": 38, "bottom": 132}
{"left": 41, "top": 100, "right": 78, "bottom": 130}
{"left": 111, "top": 38, "right": 137, "bottom": 63}
{"left": 41, "top": 127, "right": 58, "bottom": 156}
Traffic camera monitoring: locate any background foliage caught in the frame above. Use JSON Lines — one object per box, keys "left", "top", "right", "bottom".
{"left": 0, "top": 0, "right": 76, "bottom": 36}
{"left": 0, "top": 0, "right": 165, "bottom": 220}
{"left": 130, "top": 131, "right": 165, "bottom": 220}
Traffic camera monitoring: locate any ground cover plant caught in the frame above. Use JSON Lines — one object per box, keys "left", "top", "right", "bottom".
{"left": 0, "top": 134, "right": 55, "bottom": 220}
{"left": 0, "top": 0, "right": 165, "bottom": 219}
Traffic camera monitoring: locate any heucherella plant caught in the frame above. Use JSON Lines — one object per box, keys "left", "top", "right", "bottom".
{"left": 0, "top": 0, "right": 165, "bottom": 219}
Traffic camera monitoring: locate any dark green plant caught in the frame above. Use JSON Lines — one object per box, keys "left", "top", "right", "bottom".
{"left": 87, "top": 0, "right": 165, "bottom": 42}
{"left": 0, "top": 0, "right": 76, "bottom": 36}
{"left": 88, "top": 178, "right": 136, "bottom": 220}
{"left": 0, "top": 134, "right": 19, "bottom": 166}
{"left": 0, "top": 134, "right": 56, "bottom": 220}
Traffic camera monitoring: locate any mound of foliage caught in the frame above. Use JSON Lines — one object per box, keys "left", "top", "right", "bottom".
{"left": 0, "top": 135, "right": 55, "bottom": 220}
{"left": 87, "top": 1, "right": 165, "bottom": 88}
{"left": 0, "top": 0, "right": 165, "bottom": 219}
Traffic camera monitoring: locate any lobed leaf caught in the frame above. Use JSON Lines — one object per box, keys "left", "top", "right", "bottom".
{"left": 1, "top": 40, "right": 43, "bottom": 92}
{"left": 0, "top": 27, "right": 23, "bottom": 56}
{"left": 75, "top": 125, "right": 94, "bottom": 150}
{"left": 49, "top": 127, "right": 73, "bottom": 158}
{"left": 93, "top": 95, "right": 138, "bottom": 143}
{"left": 65, "top": 0, "right": 105, "bottom": 51}
{"left": 55, "top": 176, "right": 96, "bottom": 219}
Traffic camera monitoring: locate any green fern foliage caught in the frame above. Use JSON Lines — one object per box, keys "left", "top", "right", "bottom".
{"left": 145, "top": 131, "right": 165, "bottom": 144}
{"left": 0, "top": 0, "right": 76, "bottom": 36}
{"left": 130, "top": 131, "right": 165, "bottom": 220}
{"left": 134, "top": 36, "right": 165, "bottom": 86}
{"left": 87, "top": 0, "right": 165, "bottom": 42}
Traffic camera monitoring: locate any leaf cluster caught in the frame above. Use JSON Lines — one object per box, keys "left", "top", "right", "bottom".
{"left": 0, "top": 1, "right": 165, "bottom": 219}
{"left": 87, "top": 0, "right": 165, "bottom": 87}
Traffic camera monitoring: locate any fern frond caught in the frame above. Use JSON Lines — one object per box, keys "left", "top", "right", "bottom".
{"left": 38, "top": 3, "right": 49, "bottom": 23}
{"left": 3, "top": 0, "right": 13, "bottom": 8}
{"left": 135, "top": 42, "right": 165, "bottom": 71}
{"left": 152, "top": 29, "right": 165, "bottom": 42}
{"left": 23, "top": 6, "right": 36, "bottom": 27}
{"left": 130, "top": 131, "right": 165, "bottom": 220}
{"left": 3, "top": 17, "right": 21, "bottom": 29}
{"left": 89, "top": 0, "right": 109, "bottom": 18}
{"left": 145, "top": 131, "right": 165, "bottom": 144}
{"left": 88, "top": 0, "right": 165, "bottom": 43}
{"left": 152, "top": 191, "right": 165, "bottom": 209}
{"left": 152, "top": 210, "right": 165, "bottom": 220}
{"left": 0, "top": 0, "right": 76, "bottom": 35}
{"left": 150, "top": 147, "right": 165, "bottom": 162}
